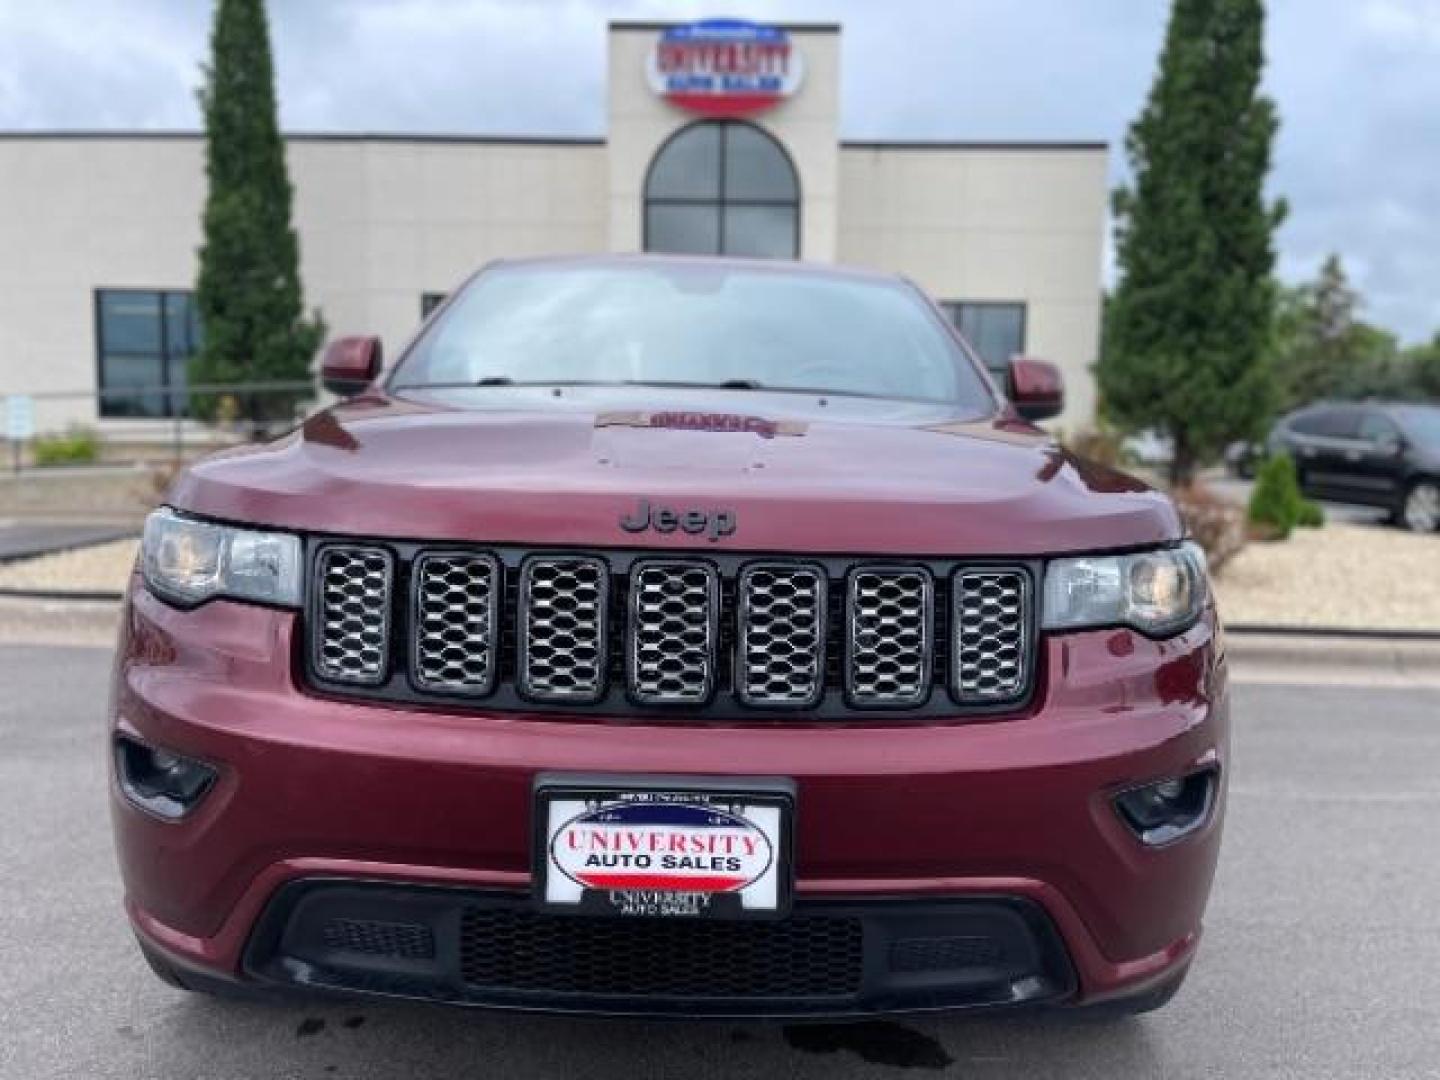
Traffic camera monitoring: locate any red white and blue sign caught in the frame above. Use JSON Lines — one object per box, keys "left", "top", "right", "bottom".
{"left": 542, "top": 790, "right": 785, "bottom": 917}
{"left": 646, "top": 19, "right": 804, "bottom": 117}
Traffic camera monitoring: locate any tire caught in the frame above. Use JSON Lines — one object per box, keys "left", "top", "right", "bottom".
{"left": 1400, "top": 479, "right": 1440, "bottom": 533}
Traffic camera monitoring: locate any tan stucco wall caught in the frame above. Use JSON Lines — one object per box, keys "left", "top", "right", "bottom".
{"left": 837, "top": 146, "right": 1108, "bottom": 429}
{"left": 606, "top": 24, "right": 839, "bottom": 261}
{"left": 0, "top": 135, "right": 608, "bottom": 430}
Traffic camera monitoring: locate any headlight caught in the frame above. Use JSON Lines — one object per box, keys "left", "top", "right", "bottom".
{"left": 1042, "top": 542, "right": 1208, "bottom": 637}
{"left": 141, "top": 507, "right": 302, "bottom": 608}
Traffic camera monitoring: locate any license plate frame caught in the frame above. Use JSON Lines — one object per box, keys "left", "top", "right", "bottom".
{"left": 533, "top": 773, "right": 795, "bottom": 920}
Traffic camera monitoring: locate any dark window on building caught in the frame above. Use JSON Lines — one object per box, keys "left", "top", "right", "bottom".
{"left": 941, "top": 302, "right": 1026, "bottom": 382}
{"left": 95, "top": 290, "right": 200, "bottom": 418}
{"left": 644, "top": 121, "right": 799, "bottom": 259}
{"left": 422, "top": 292, "right": 447, "bottom": 319}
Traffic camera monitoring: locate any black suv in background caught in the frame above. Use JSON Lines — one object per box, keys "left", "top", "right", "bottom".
{"left": 1266, "top": 402, "right": 1440, "bottom": 532}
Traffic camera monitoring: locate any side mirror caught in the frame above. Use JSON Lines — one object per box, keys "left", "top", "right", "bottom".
{"left": 321, "top": 336, "right": 383, "bottom": 397}
{"left": 1007, "top": 356, "right": 1064, "bottom": 422}
{"left": 1377, "top": 433, "right": 1405, "bottom": 456}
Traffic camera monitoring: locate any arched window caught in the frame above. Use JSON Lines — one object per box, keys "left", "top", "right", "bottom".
{"left": 643, "top": 121, "right": 799, "bottom": 259}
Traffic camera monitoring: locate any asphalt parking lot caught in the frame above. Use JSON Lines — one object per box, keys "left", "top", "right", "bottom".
{"left": 2, "top": 641, "right": 1438, "bottom": 1079}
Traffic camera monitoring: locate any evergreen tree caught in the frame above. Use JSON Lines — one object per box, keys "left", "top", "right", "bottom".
{"left": 193, "top": 0, "right": 322, "bottom": 426}
{"left": 1099, "top": 0, "right": 1286, "bottom": 484}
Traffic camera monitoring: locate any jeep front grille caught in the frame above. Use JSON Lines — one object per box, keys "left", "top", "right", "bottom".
{"left": 304, "top": 544, "right": 1035, "bottom": 717}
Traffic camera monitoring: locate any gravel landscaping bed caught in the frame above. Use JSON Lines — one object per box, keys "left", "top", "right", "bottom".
{"left": 1214, "top": 522, "right": 1440, "bottom": 630}
{"left": 0, "top": 524, "right": 1435, "bottom": 632}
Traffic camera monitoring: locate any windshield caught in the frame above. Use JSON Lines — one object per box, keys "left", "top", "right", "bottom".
{"left": 1396, "top": 406, "right": 1440, "bottom": 446}
{"left": 391, "top": 261, "right": 996, "bottom": 408}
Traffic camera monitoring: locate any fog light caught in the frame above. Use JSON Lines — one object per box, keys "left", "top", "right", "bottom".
{"left": 1154, "top": 778, "right": 1185, "bottom": 800}
{"left": 114, "top": 736, "right": 217, "bottom": 820}
{"left": 1114, "top": 769, "right": 1216, "bottom": 846}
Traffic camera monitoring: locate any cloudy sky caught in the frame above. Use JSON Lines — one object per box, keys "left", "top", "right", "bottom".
{"left": 1, "top": 0, "right": 1437, "bottom": 342}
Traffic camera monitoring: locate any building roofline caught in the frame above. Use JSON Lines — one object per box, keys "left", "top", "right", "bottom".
{"left": 0, "top": 130, "right": 606, "bottom": 147}
{"left": 841, "top": 140, "right": 1107, "bottom": 152}
{"left": 609, "top": 19, "right": 842, "bottom": 33}
{"left": 0, "top": 132, "right": 1106, "bottom": 153}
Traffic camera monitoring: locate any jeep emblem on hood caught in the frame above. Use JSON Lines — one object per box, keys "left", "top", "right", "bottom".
{"left": 620, "top": 499, "right": 737, "bottom": 542}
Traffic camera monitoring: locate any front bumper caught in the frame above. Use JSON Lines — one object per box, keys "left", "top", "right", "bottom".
{"left": 112, "top": 582, "right": 1229, "bottom": 1014}
{"left": 235, "top": 881, "right": 1075, "bottom": 1017}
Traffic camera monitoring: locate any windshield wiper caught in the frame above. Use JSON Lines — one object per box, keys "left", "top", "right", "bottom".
{"left": 392, "top": 378, "right": 601, "bottom": 390}
{"left": 395, "top": 376, "right": 792, "bottom": 394}
{"left": 620, "top": 378, "right": 764, "bottom": 391}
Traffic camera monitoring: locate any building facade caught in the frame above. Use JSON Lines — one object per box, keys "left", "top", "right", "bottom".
{"left": 0, "top": 20, "right": 1108, "bottom": 435}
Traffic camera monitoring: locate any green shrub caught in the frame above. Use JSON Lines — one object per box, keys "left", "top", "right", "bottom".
{"left": 32, "top": 426, "right": 100, "bottom": 466}
{"left": 1247, "top": 454, "right": 1323, "bottom": 538}
{"left": 1295, "top": 498, "right": 1325, "bottom": 528}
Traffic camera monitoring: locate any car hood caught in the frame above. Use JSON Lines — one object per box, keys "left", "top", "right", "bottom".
{"left": 169, "top": 388, "right": 1180, "bottom": 556}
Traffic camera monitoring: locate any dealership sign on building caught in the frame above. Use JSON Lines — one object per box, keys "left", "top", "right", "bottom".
{"left": 647, "top": 19, "right": 804, "bottom": 117}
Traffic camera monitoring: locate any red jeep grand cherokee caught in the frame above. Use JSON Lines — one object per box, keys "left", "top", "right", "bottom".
{"left": 111, "top": 255, "right": 1227, "bottom": 1018}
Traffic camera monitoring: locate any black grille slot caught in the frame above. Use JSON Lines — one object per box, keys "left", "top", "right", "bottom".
{"left": 313, "top": 545, "right": 393, "bottom": 685}
{"left": 411, "top": 552, "right": 499, "bottom": 695}
{"left": 321, "top": 918, "right": 436, "bottom": 960}
{"left": 459, "top": 908, "right": 863, "bottom": 999}
{"left": 518, "top": 556, "right": 608, "bottom": 702}
{"left": 952, "top": 570, "right": 1029, "bottom": 703}
{"left": 890, "top": 935, "right": 1005, "bottom": 973}
{"left": 627, "top": 561, "right": 719, "bottom": 704}
{"left": 737, "top": 563, "right": 827, "bottom": 707}
{"left": 845, "top": 567, "right": 933, "bottom": 707}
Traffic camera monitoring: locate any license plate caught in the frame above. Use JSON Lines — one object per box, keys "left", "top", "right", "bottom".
{"left": 534, "top": 775, "right": 793, "bottom": 919}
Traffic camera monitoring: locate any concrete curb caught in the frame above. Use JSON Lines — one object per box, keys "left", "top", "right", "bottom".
{"left": 1228, "top": 623, "right": 1440, "bottom": 641}
{"left": 0, "top": 586, "right": 126, "bottom": 602}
